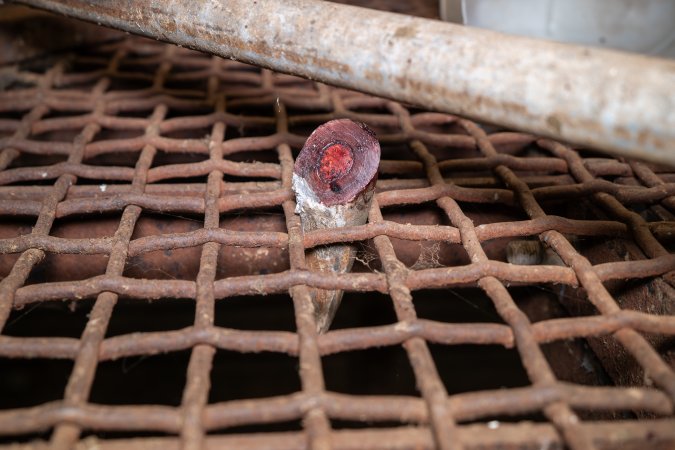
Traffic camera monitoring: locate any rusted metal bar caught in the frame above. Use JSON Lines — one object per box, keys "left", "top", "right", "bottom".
{"left": 397, "top": 107, "right": 592, "bottom": 447}
{"left": 275, "top": 100, "right": 334, "bottom": 450}
{"left": 2, "top": 420, "right": 672, "bottom": 450}
{"left": 0, "top": 387, "right": 671, "bottom": 436}
{"left": 10, "top": 0, "right": 675, "bottom": 165}
{"left": 3, "top": 178, "right": 675, "bottom": 217}
{"left": 459, "top": 120, "right": 675, "bottom": 401}
{"left": 2, "top": 311, "right": 675, "bottom": 362}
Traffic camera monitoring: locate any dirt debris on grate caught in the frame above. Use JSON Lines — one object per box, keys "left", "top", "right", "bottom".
{"left": 0, "top": 36, "right": 674, "bottom": 450}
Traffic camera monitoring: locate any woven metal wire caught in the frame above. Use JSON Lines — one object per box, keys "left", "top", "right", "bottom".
{"left": 0, "top": 37, "right": 674, "bottom": 450}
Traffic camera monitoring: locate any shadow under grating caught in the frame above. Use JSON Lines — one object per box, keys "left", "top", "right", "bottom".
{"left": 0, "top": 20, "right": 673, "bottom": 450}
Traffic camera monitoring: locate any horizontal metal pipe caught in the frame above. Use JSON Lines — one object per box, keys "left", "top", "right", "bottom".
{"left": 12, "top": 0, "right": 675, "bottom": 165}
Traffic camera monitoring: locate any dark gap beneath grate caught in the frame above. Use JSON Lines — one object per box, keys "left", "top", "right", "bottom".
{"left": 106, "top": 297, "right": 195, "bottom": 337}
{"left": 208, "top": 351, "right": 301, "bottom": 402}
{"left": 214, "top": 294, "right": 296, "bottom": 332}
{"left": 71, "top": 179, "right": 131, "bottom": 186}
{"left": 220, "top": 175, "right": 279, "bottom": 186}
{"left": 413, "top": 288, "right": 503, "bottom": 324}
{"left": 90, "top": 350, "right": 191, "bottom": 406}
{"left": 224, "top": 124, "right": 277, "bottom": 141}
{"left": 164, "top": 106, "right": 214, "bottom": 119}
{"left": 106, "top": 76, "right": 153, "bottom": 91}
{"left": 226, "top": 150, "right": 279, "bottom": 164}
{"left": 380, "top": 147, "right": 422, "bottom": 164}
{"left": 431, "top": 146, "right": 482, "bottom": 163}
{"left": 0, "top": 431, "right": 52, "bottom": 445}
{"left": 115, "top": 108, "right": 156, "bottom": 119}
{"left": 380, "top": 146, "right": 419, "bottom": 162}
{"left": 0, "top": 359, "right": 73, "bottom": 409}
{"left": 67, "top": 59, "right": 106, "bottom": 72}
{"left": 151, "top": 175, "right": 210, "bottom": 185}
{"left": 4, "top": 179, "right": 58, "bottom": 187}
{"left": 162, "top": 126, "right": 211, "bottom": 142}
{"left": 575, "top": 148, "right": 618, "bottom": 160}
{"left": 89, "top": 127, "right": 145, "bottom": 143}
{"left": 7, "top": 153, "right": 67, "bottom": 169}
{"left": 39, "top": 107, "right": 93, "bottom": 120}
{"left": 80, "top": 430, "right": 176, "bottom": 441}
{"left": 208, "top": 420, "right": 303, "bottom": 435}
{"left": 4, "top": 299, "right": 92, "bottom": 338}
{"left": 71, "top": 48, "right": 114, "bottom": 59}
{"left": 330, "top": 419, "right": 417, "bottom": 429}
{"left": 287, "top": 122, "right": 327, "bottom": 142}
{"left": 428, "top": 343, "right": 530, "bottom": 393}
{"left": 0, "top": 110, "right": 30, "bottom": 121}
{"left": 634, "top": 203, "right": 673, "bottom": 224}
{"left": 322, "top": 346, "right": 418, "bottom": 396}
{"left": 283, "top": 106, "right": 331, "bottom": 118}
{"left": 16, "top": 58, "right": 54, "bottom": 75}
{"left": 84, "top": 152, "right": 139, "bottom": 167}
{"left": 461, "top": 412, "right": 547, "bottom": 425}
{"left": 0, "top": 80, "right": 36, "bottom": 91}
{"left": 224, "top": 103, "right": 275, "bottom": 119}
{"left": 163, "top": 77, "right": 209, "bottom": 92}
{"left": 517, "top": 141, "right": 550, "bottom": 157}
{"left": 57, "top": 78, "right": 99, "bottom": 90}
{"left": 330, "top": 291, "right": 398, "bottom": 330}
{"left": 115, "top": 54, "right": 153, "bottom": 65}
{"left": 346, "top": 105, "right": 390, "bottom": 116}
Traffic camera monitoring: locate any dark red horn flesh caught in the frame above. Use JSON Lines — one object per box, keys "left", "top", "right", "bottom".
{"left": 294, "top": 119, "right": 380, "bottom": 206}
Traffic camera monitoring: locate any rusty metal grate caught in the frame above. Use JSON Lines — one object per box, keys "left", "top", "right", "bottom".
{"left": 0, "top": 35, "right": 674, "bottom": 450}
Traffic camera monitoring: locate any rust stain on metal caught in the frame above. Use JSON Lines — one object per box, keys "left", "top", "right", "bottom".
{"left": 393, "top": 25, "right": 418, "bottom": 39}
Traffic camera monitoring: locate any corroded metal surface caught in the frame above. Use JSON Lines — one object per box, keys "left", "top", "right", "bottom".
{"left": 9, "top": 0, "right": 675, "bottom": 165}
{"left": 0, "top": 37, "right": 674, "bottom": 450}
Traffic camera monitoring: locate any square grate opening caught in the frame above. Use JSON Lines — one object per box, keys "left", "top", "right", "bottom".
{"left": 0, "top": 12, "right": 674, "bottom": 450}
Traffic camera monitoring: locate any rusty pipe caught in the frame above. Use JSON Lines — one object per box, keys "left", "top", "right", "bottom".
{"left": 0, "top": 209, "right": 470, "bottom": 283}
{"left": 1, "top": 211, "right": 674, "bottom": 289}
{"left": 10, "top": 0, "right": 675, "bottom": 166}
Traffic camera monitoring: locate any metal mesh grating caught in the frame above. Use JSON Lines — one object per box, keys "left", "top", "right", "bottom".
{"left": 0, "top": 35, "right": 674, "bottom": 450}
